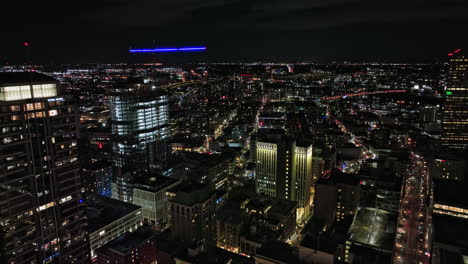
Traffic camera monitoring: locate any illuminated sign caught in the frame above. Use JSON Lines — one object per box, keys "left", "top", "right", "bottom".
{"left": 129, "top": 46, "right": 207, "bottom": 53}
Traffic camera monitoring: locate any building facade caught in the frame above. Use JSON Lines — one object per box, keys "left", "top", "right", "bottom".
{"left": 255, "top": 130, "right": 313, "bottom": 222}
{"left": 110, "top": 79, "right": 170, "bottom": 173}
{"left": 87, "top": 195, "right": 143, "bottom": 259}
{"left": 0, "top": 72, "right": 88, "bottom": 263}
{"left": 168, "top": 183, "right": 216, "bottom": 254}
{"left": 441, "top": 49, "right": 468, "bottom": 150}
{"left": 291, "top": 141, "right": 313, "bottom": 222}
{"left": 132, "top": 176, "right": 180, "bottom": 229}
{"left": 96, "top": 227, "right": 157, "bottom": 264}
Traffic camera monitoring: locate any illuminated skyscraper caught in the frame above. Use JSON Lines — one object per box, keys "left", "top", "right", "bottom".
{"left": 291, "top": 141, "right": 313, "bottom": 221}
{"left": 441, "top": 49, "right": 468, "bottom": 150}
{"left": 255, "top": 130, "right": 288, "bottom": 198}
{"left": 110, "top": 78, "right": 170, "bottom": 172}
{"left": 255, "top": 130, "right": 312, "bottom": 222}
{"left": 0, "top": 72, "right": 88, "bottom": 263}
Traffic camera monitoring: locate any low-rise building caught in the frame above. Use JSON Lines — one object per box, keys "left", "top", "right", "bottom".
{"left": 86, "top": 195, "right": 143, "bottom": 259}
{"left": 132, "top": 175, "right": 180, "bottom": 229}
{"left": 96, "top": 226, "right": 157, "bottom": 264}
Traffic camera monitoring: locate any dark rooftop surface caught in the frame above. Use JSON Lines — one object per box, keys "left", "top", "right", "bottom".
{"left": 169, "top": 182, "right": 214, "bottom": 206}
{"left": 86, "top": 195, "right": 141, "bottom": 232}
{"left": 348, "top": 207, "right": 397, "bottom": 251}
{"left": 433, "top": 214, "right": 468, "bottom": 250}
{"left": 245, "top": 196, "right": 297, "bottom": 217}
{"left": 437, "top": 247, "right": 465, "bottom": 264}
{"left": 0, "top": 72, "right": 56, "bottom": 84}
{"left": 300, "top": 234, "right": 338, "bottom": 255}
{"left": 255, "top": 241, "right": 297, "bottom": 263}
{"left": 133, "top": 173, "right": 180, "bottom": 193}
{"left": 434, "top": 177, "right": 468, "bottom": 208}
{"left": 217, "top": 202, "right": 244, "bottom": 225}
{"left": 82, "top": 160, "right": 112, "bottom": 171}
{"left": 96, "top": 226, "right": 155, "bottom": 255}
{"left": 317, "top": 168, "right": 361, "bottom": 185}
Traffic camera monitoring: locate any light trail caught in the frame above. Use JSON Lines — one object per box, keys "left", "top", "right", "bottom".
{"left": 320, "top": 89, "right": 406, "bottom": 101}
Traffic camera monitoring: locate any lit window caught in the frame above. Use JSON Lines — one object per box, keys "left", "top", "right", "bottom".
{"left": 49, "top": 110, "right": 58, "bottom": 116}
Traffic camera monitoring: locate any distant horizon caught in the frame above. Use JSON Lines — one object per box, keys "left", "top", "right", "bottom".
{"left": 1, "top": 56, "right": 456, "bottom": 67}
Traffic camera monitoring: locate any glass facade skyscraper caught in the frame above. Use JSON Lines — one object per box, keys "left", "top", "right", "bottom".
{"left": 110, "top": 78, "right": 170, "bottom": 202}
{"left": 441, "top": 50, "right": 468, "bottom": 150}
{"left": 110, "top": 79, "right": 170, "bottom": 172}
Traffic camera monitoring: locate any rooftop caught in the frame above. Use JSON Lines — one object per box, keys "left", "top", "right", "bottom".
{"left": 255, "top": 241, "right": 298, "bottom": 264}
{"left": 169, "top": 182, "right": 215, "bottom": 206}
{"left": 433, "top": 214, "right": 468, "bottom": 250}
{"left": 317, "top": 168, "right": 361, "bottom": 185}
{"left": 348, "top": 207, "right": 397, "bottom": 251}
{"left": 86, "top": 195, "right": 141, "bottom": 233}
{"left": 133, "top": 173, "right": 180, "bottom": 193}
{"left": 434, "top": 176, "right": 468, "bottom": 208}
{"left": 300, "top": 234, "right": 338, "bottom": 255}
{"left": 96, "top": 226, "right": 155, "bottom": 255}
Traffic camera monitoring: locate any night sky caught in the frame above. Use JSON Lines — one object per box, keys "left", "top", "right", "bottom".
{"left": 3, "top": 0, "right": 468, "bottom": 64}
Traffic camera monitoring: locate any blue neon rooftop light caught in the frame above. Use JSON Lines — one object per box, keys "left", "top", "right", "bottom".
{"left": 129, "top": 46, "right": 207, "bottom": 53}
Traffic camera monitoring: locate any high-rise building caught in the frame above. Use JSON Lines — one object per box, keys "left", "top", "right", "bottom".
{"left": 110, "top": 77, "right": 170, "bottom": 173}
{"left": 167, "top": 182, "right": 216, "bottom": 255}
{"left": 255, "top": 130, "right": 288, "bottom": 198}
{"left": 0, "top": 72, "right": 88, "bottom": 263}
{"left": 441, "top": 49, "right": 468, "bottom": 150}
{"left": 255, "top": 129, "right": 313, "bottom": 222}
{"left": 82, "top": 160, "right": 113, "bottom": 197}
{"left": 291, "top": 140, "right": 313, "bottom": 221}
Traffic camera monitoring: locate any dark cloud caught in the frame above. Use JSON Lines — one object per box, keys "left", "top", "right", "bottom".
{"left": 1, "top": 0, "right": 468, "bottom": 63}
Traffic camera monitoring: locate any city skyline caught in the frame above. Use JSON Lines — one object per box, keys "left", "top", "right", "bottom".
{"left": 1, "top": 2, "right": 468, "bottom": 264}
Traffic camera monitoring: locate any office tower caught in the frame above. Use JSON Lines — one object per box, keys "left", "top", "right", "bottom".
{"left": 110, "top": 77, "right": 170, "bottom": 173}
{"left": 291, "top": 140, "right": 313, "bottom": 221}
{"left": 168, "top": 182, "right": 216, "bottom": 255}
{"left": 441, "top": 49, "right": 468, "bottom": 150}
{"left": 311, "top": 147, "right": 330, "bottom": 209}
{"left": 0, "top": 72, "right": 88, "bottom": 263}
{"left": 255, "top": 130, "right": 288, "bottom": 198}
{"left": 255, "top": 129, "right": 312, "bottom": 222}
{"left": 431, "top": 155, "right": 468, "bottom": 264}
